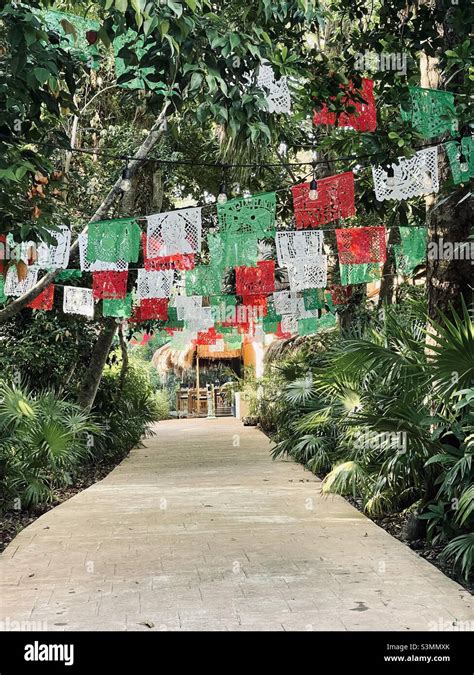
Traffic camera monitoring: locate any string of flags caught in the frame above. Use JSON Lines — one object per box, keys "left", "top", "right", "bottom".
{"left": 1, "top": 77, "right": 472, "bottom": 348}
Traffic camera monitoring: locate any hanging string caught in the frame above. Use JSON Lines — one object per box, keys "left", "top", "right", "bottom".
{"left": 0, "top": 133, "right": 459, "bottom": 170}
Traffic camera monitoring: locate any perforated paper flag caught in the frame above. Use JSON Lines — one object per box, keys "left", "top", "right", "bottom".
{"left": 194, "top": 327, "right": 221, "bottom": 346}
{"left": 393, "top": 226, "right": 427, "bottom": 276}
{"left": 255, "top": 63, "right": 291, "bottom": 114}
{"left": 4, "top": 265, "right": 39, "bottom": 296}
{"left": 297, "top": 316, "right": 319, "bottom": 336}
{"left": 87, "top": 218, "right": 141, "bottom": 263}
{"left": 174, "top": 295, "right": 203, "bottom": 320}
{"left": 275, "top": 230, "right": 325, "bottom": 266}
{"left": 79, "top": 233, "right": 128, "bottom": 272}
{"left": 292, "top": 172, "right": 355, "bottom": 228}
{"left": 130, "top": 298, "right": 169, "bottom": 321}
{"left": 142, "top": 233, "right": 195, "bottom": 271}
{"left": 330, "top": 285, "right": 352, "bottom": 305}
{"left": 372, "top": 146, "right": 439, "bottom": 201}
{"left": 335, "top": 226, "right": 386, "bottom": 264}
{"left": 92, "top": 271, "right": 128, "bottom": 300}
{"left": 302, "top": 288, "right": 326, "bottom": 311}
{"left": 184, "top": 306, "right": 214, "bottom": 332}
{"left": 210, "top": 295, "right": 237, "bottom": 323}
{"left": 272, "top": 290, "right": 300, "bottom": 316}
{"left": 235, "top": 260, "right": 275, "bottom": 296}
{"left": 287, "top": 255, "right": 327, "bottom": 291}
{"left": 136, "top": 269, "right": 174, "bottom": 299}
{"left": 63, "top": 287, "right": 94, "bottom": 318}
{"left": 208, "top": 232, "right": 258, "bottom": 269}
{"left": 280, "top": 315, "right": 298, "bottom": 335}
{"left": 445, "top": 137, "right": 474, "bottom": 185}
{"left": 103, "top": 294, "right": 133, "bottom": 319}
{"left": 340, "top": 262, "right": 381, "bottom": 286}
{"left": 313, "top": 78, "right": 376, "bottom": 132}
{"left": 217, "top": 192, "right": 276, "bottom": 239}
{"left": 28, "top": 284, "right": 55, "bottom": 310}
{"left": 400, "top": 87, "right": 457, "bottom": 139}
{"left": 36, "top": 225, "right": 71, "bottom": 270}
{"left": 185, "top": 265, "right": 222, "bottom": 296}
{"left": 146, "top": 208, "right": 202, "bottom": 258}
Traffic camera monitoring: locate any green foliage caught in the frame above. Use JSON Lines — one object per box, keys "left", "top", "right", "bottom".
{"left": 0, "top": 310, "right": 97, "bottom": 396}
{"left": 0, "top": 381, "right": 101, "bottom": 510}
{"left": 259, "top": 298, "right": 474, "bottom": 579}
{"left": 92, "top": 355, "right": 166, "bottom": 461}
{"left": 0, "top": 1, "right": 86, "bottom": 239}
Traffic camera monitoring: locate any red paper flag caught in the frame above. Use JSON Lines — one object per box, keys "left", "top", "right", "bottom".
{"left": 235, "top": 260, "right": 275, "bottom": 296}
{"left": 313, "top": 78, "right": 376, "bottom": 132}
{"left": 292, "top": 171, "right": 356, "bottom": 229}
{"left": 130, "top": 298, "right": 169, "bottom": 322}
{"left": 92, "top": 271, "right": 128, "bottom": 300}
{"left": 194, "top": 327, "right": 222, "bottom": 345}
{"left": 241, "top": 294, "right": 268, "bottom": 315}
{"left": 28, "top": 284, "right": 55, "bottom": 311}
{"left": 335, "top": 226, "right": 387, "bottom": 264}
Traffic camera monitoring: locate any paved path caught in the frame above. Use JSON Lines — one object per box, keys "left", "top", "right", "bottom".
{"left": 1, "top": 418, "right": 472, "bottom": 631}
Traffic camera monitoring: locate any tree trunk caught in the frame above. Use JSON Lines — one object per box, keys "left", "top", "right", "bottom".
{"left": 77, "top": 318, "right": 117, "bottom": 410}
{"left": 0, "top": 102, "right": 170, "bottom": 323}
{"left": 118, "top": 324, "right": 129, "bottom": 391}
{"left": 377, "top": 227, "right": 398, "bottom": 307}
{"left": 422, "top": 10, "right": 473, "bottom": 320}
{"left": 152, "top": 168, "right": 164, "bottom": 212}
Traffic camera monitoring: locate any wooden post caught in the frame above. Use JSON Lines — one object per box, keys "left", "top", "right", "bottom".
{"left": 195, "top": 353, "right": 200, "bottom": 416}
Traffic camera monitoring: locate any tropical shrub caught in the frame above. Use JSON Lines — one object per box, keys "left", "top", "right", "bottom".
{"left": 261, "top": 298, "right": 474, "bottom": 579}
{"left": 0, "top": 381, "right": 101, "bottom": 510}
{"left": 92, "top": 355, "right": 166, "bottom": 461}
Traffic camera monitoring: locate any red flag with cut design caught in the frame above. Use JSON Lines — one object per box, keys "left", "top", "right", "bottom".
{"left": 292, "top": 171, "right": 356, "bottom": 229}
{"left": 28, "top": 284, "right": 55, "bottom": 310}
{"left": 92, "top": 271, "right": 128, "bottom": 299}
{"left": 235, "top": 260, "right": 275, "bottom": 296}
{"left": 335, "top": 226, "right": 387, "bottom": 264}
{"left": 130, "top": 298, "right": 169, "bottom": 322}
{"left": 313, "top": 78, "right": 376, "bottom": 132}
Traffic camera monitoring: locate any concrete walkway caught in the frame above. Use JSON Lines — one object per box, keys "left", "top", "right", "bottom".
{"left": 1, "top": 418, "right": 472, "bottom": 631}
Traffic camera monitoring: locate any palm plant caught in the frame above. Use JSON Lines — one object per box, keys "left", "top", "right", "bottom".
{"left": 261, "top": 295, "right": 474, "bottom": 579}
{"left": 0, "top": 381, "right": 101, "bottom": 509}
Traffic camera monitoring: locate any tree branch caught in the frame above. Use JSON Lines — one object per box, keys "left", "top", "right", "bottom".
{"left": 0, "top": 102, "right": 170, "bottom": 324}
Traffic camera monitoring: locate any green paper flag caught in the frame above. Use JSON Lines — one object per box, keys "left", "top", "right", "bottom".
{"left": 0, "top": 276, "right": 6, "bottom": 304}
{"left": 103, "top": 294, "right": 132, "bottom": 319}
{"left": 302, "top": 288, "right": 326, "bottom": 310}
{"left": 400, "top": 87, "right": 457, "bottom": 139}
{"left": 394, "top": 227, "right": 427, "bottom": 276}
{"left": 298, "top": 317, "right": 319, "bottom": 336}
{"left": 339, "top": 263, "right": 381, "bottom": 286}
{"left": 57, "top": 270, "right": 83, "bottom": 282}
{"left": 210, "top": 295, "right": 237, "bottom": 322}
{"left": 318, "top": 313, "right": 338, "bottom": 331}
{"left": 208, "top": 232, "right": 258, "bottom": 269}
{"left": 217, "top": 192, "right": 276, "bottom": 239}
{"left": 87, "top": 218, "right": 141, "bottom": 263}
{"left": 185, "top": 265, "right": 222, "bottom": 296}
{"left": 445, "top": 137, "right": 474, "bottom": 185}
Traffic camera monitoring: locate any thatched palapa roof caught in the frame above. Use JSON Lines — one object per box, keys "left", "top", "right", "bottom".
{"left": 152, "top": 342, "right": 241, "bottom": 376}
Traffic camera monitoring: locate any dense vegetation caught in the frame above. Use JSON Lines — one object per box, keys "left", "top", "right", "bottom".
{"left": 250, "top": 292, "right": 473, "bottom": 580}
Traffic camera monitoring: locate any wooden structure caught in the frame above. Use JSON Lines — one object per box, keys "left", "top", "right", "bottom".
{"left": 176, "top": 385, "right": 232, "bottom": 417}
